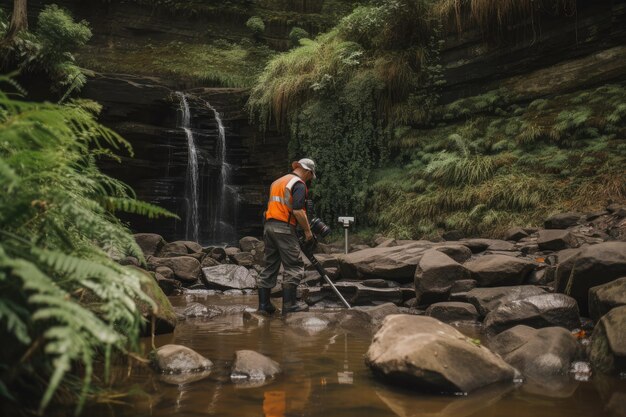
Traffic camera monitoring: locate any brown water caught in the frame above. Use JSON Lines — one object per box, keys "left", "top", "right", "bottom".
{"left": 84, "top": 293, "right": 626, "bottom": 417}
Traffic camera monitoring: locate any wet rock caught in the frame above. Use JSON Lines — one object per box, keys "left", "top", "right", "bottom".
{"left": 134, "top": 233, "right": 165, "bottom": 257}
{"left": 425, "top": 302, "right": 479, "bottom": 323}
{"left": 505, "top": 227, "right": 529, "bottom": 242}
{"left": 201, "top": 264, "right": 257, "bottom": 290}
{"left": 489, "top": 325, "right": 581, "bottom": 378}
{"left": 284, "top": 312, "right": 338, "bottom": 335}
{"left": 158, "top": 370, "right": 213, "bottom": 385}
{"left": 187, "top": 283, "right": 208, "bottom": 290}
{"left": 224, "top": 289, "right": 244, "bottom": 295}
{"left": 159, "top": 241, "right": 190, "bottom": 257}
{"left": 365, "top": 315, "right": 517, "bottom": 393}
{"left": 537, "top": 230, "right": 577, "bottom": 251}
{"left": 337, "top": 303, "right": 404, "bottom": 333}
{"left": 484, "top": 293, "right": 580, "bottom": 334}
{"left": 225, "top": 247, "right": 241, "bottom": 257}
{"left": 207, "top": 246, "right": 227, "bottom": 262}
{"left": 450, "top": 279, "right": 477, "bottom": 293}
{"left": 465, "top": 286, "right": 548, "bottom": 317}
{"left": 201, "top": 256, "right": 220, "bottom": 268}
{"left": 558, "top": 242, "right": 626, "bottom": 315}
{"left": 133, "top": 269, "right": 177, "bottom": 336}
{"left": 337, "top": 242, "right": 431, "bottom": 283}
{"left": 156, "top": 274, "right": 181, "bottom": 296}
{"left": 230, "top": 350, "right": 281, "bottom": 386}
{"left": 231, "top": 251, "right": 255, "bottom": 267}
{"left": 465, "top": 255, "right": 535, "bottom": 287}
{"left": 434, "top": 244, "right": 472, "bottom": 263}
{"left": 589, "top": 277, "right": 626, "bottom": 321}
{"left": 414, "top": 250, "right": 471, "bottom": 305}
{"left": 181, "top": 302, "right": 222, "bottom": 318}
{"left": 147, "top": 256, "right": 201, "bottom": 284}
{"left": 589, "top": 305, "right": 626, "bottom": 374}
{"left": 362, "top": 279, "right": 389, "bottom": 288}
{"left": 239, "top": 236, "right": 265, "bottom": 264}
{"left": 545, "top": 212, "right": 582, "bottom": 229}
{"left": 320, "top": 281, "right": 403, "bottom": 306}
{"left": 155, "top": 265, "right": 174, "bottom": 280}
{"left": 152, "top": 344, "right": 212, "bottom": 373}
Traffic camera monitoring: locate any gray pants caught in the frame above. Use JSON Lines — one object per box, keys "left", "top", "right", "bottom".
{"left": 258, "top": 220, "right": 304, "bottom": 288}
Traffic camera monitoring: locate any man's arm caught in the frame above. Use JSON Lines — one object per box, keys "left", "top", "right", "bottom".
{"left": 293, "top": 209, "right": 313, "bottom": 241}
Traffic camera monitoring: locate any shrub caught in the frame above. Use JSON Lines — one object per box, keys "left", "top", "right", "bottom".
{"left": 246, "top": 16, "right": 265, "bottom": 37}
{"left": 289, "top": 27, "right": 310, "bottom": 46}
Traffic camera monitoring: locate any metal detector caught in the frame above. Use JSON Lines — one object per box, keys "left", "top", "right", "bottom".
{"left": 298, "top": 236, "right": 351, "bottom": 309}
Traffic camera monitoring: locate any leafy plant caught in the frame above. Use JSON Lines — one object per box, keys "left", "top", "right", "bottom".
{"left": 0, "top": 79, "right": 176, "bottom": 414}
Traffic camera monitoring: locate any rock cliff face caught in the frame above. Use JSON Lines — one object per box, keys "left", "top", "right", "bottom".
{"left": 82, "top": 73, "right": 287, "bottom": 242}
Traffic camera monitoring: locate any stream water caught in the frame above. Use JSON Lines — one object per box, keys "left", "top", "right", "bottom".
{"left": 80, "top": 294, "right": 625, "bottom": 417}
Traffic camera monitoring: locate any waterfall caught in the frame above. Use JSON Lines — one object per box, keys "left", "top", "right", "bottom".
{"left": 176, "top": 92, "right": 200, "bottom": 243}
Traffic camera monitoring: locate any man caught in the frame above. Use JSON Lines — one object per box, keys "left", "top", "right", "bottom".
{"left": 257, "top": 158, "right": 316, "bottom": 315}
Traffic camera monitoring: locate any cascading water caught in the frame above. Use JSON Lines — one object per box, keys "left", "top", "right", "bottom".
{"left": 176, "top": 92, "right": 200, "bottom": 243}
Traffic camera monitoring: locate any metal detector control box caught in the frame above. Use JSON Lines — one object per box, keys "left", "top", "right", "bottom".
{"left": 338, "top": 217, "right": 355, "bottom": 254}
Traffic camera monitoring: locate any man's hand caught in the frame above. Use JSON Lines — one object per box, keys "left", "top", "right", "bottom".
{"left": 302, "top": 234, "right": 317, "bottom": 253}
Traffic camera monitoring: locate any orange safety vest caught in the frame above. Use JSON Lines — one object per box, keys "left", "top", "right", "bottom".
{"left": 265, "top": 173, "right": 307, "bottom": 225}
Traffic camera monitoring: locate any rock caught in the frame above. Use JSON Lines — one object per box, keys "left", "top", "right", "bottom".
{"left": 159, "top": 241, "right": 190, "bottom": 257}
{"left": 147, "top": 256, "right": 201, "bottom": 283}
{"left": 365, "top": 315, "right": 517, "bottom": 393}
{"left": 239, "top": 236, "right": 265, "bottom": 264}
{"left": 337, "top": 303, "right": 404, "bottom": 334}
{"left": 489, "top": 325, "right": 581, "bottom": 378}
{"left": 559, "top": 242, "right": 626, "bottom": 315}
{"left": 156, "top": 274, "right": 181, "bottom": 296}
{"left": 589, "top": 277, "right": 626, "bottom": 321}
{"left": 152, "top": 344, "right": 212, "bottom": 373}
{"left": 134, "top": 233, "right": 165, "bottom": 257}
{"left": 414, "top": 249, "right": 471, "bottom": 305}
{"left": 450, "top": 279, "right": 477, "bottom": 293}
{"left": 544, "top": 212, "right": 582, "bottom": 229}
{"left": 119, "top": 256, "right": 140, "bottom": 267}
{"left": 201, "top": 256, "right": 220, "bottom": 268}
{"left": 351, "top": 244, "right": 372, "bottom": 252}
{"left": 434, "top": 244, "right": 472, "bottom": 263}
{"left": 231, "top": 251, "right": 255, "bottom": 267}
{"left": 484, "top": 293, "right": 580, "bottom": 334}
{"left": 155, "top": 266, "right": 174, "bottom": 280}
{"left": 461, "top": 239, "right": 515, "bottom": 253}
{"left": 304, "top": 253, "right": 339, "bottom": 270}
{"left": 362, "top": 279, "right": 389, "bottom": 288}
{"left": 207, "top": 246, "right": 227, "bottom": 262}
{"left": 201, "top": 264, "right": 257, "bottom": 290}
{"left": 589, "top": 305, "right": 626, "bottom": 374}
{"left": 338, "top": 242, "right": 431, "bottom": 283}
{"left": 504, "top": 227, "right": 529, "bottom": 242}
{"left": 181, "top": 302, "right": 222, "bottom": 318}
{"left": 225, "top": 247, "right": 241, "bottom": 257}
{"left": 135, "top": 270, "right": 177, "bottom": 336}
{"left": 425, "top": 302, "right": 479, "bottom": 323}
{"left": 230, "top": 350, "right": 281, "bottom": 385}
{"left": 465, "top": 286, "right": 548, "bottom": 317}
{"left": 537, "top": 230, "right": 577, "bottom": 251}
{"left": 320, "top": 281, "right": 403, "bottom": 306}
{"left": 375, "top": 238, "right": 397, "bottom": 248}
{"left": 465, "top": 255, "right": 535, "bottom": 287}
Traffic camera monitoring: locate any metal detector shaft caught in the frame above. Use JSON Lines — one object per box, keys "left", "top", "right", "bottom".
{"left": 300, "top": 243, "right": 351, "bottom": 308}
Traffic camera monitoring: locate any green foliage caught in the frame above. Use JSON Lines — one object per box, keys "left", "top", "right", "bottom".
{"left": 246, "top": 16, "right": 265, "bottom": 37}
{"left": 289, "top": 27, "right": 310, "bottom": 46}
{"left": 1, "top": 5, "right": 92, "bottom": 94}
{"left": 0, "top": 78, "right": 176, "bottom": 414}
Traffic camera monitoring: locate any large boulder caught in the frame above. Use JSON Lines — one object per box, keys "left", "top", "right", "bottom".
{"left": 589, "top": 305, "right": 626, "bottom": 374}
{"left": 504, "top": 227, "right": 529, "bottom": 242}
{"left": 147, "top": 256, "right": 201, "bottom": 283}
{"left": 201, "top": 264, "right": 257, "bottom": 290}
{"left": 489, "top": 325, "right": 581, "bottom": 378}
{"left": 465, "top": 286, "right": 547, "bottom": 317}
{"left": 152, "top": 344, "right": 212, "bottom": 373}
{"left": 484, "top": 293, "right": 580, "bottom": 334}
{"left": 537, "top": 230, "right": 577, "bottom": 251}
{"left": 134, "top": 233, "right": 165, "bottom": 257}
{"left": 425, "top": 302, "right": 479, "bottom": 323}
{"left": 544, "top": 212, "right": 582, "bottom": 229}
{"left": 589, "top": 277, "right": 626, "bottom": 321}
{"left": 239, "top": 236, "right": 265, "bottom": 264}
{"left": 558, "top": 242, "right": 626, "bottom": 315}
{"left": 230, "top": 350, "right": 281, "bottom": 386}
{"left": 433, "top": 244, "right": 473, "bottom": 263}
{"left": 337, "top": 303, "right": 404, "bottom": 334}
{"left": 231, "top": 251, "right": 255, "bottom": 267}
{"left": 365, "top": 315, "right": 517, "bottom": 393}
{"left": 337, "top": 242, "right": 432, "bottom": 283}
{"left": 158, "top": 241, "right": 190, "bottom": 257}
{"left": 465, "top": 255, "right": 536, "bottom": 287}
{"left": 136, "top": 270, "right": 177, "bottom": 336}
{"left": 414, "top": 250, "right": 470, "bottom": 305}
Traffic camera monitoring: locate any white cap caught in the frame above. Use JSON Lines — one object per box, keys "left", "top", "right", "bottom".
{"left": 292, "top": 158, "right": 316, "bottom": 178}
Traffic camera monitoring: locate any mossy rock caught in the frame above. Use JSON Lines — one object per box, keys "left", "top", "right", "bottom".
{"left": 134, "top": 269, "right": 177, "bottom": 336}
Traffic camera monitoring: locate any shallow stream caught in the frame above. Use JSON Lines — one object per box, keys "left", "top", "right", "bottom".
{"left": 82, "top": 293, "right": 626, "bottom": 417}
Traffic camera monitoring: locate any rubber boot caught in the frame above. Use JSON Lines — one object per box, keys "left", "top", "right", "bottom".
{"left": 282, "top": 284, "right": 309, "bottom": 314}
{"left": 257, "top": 287, "right": 277, "bottom": 315}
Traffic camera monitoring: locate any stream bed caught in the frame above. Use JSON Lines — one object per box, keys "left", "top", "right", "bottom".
{"left": 82, "top": 293, "right": 626, "bottom": 417}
